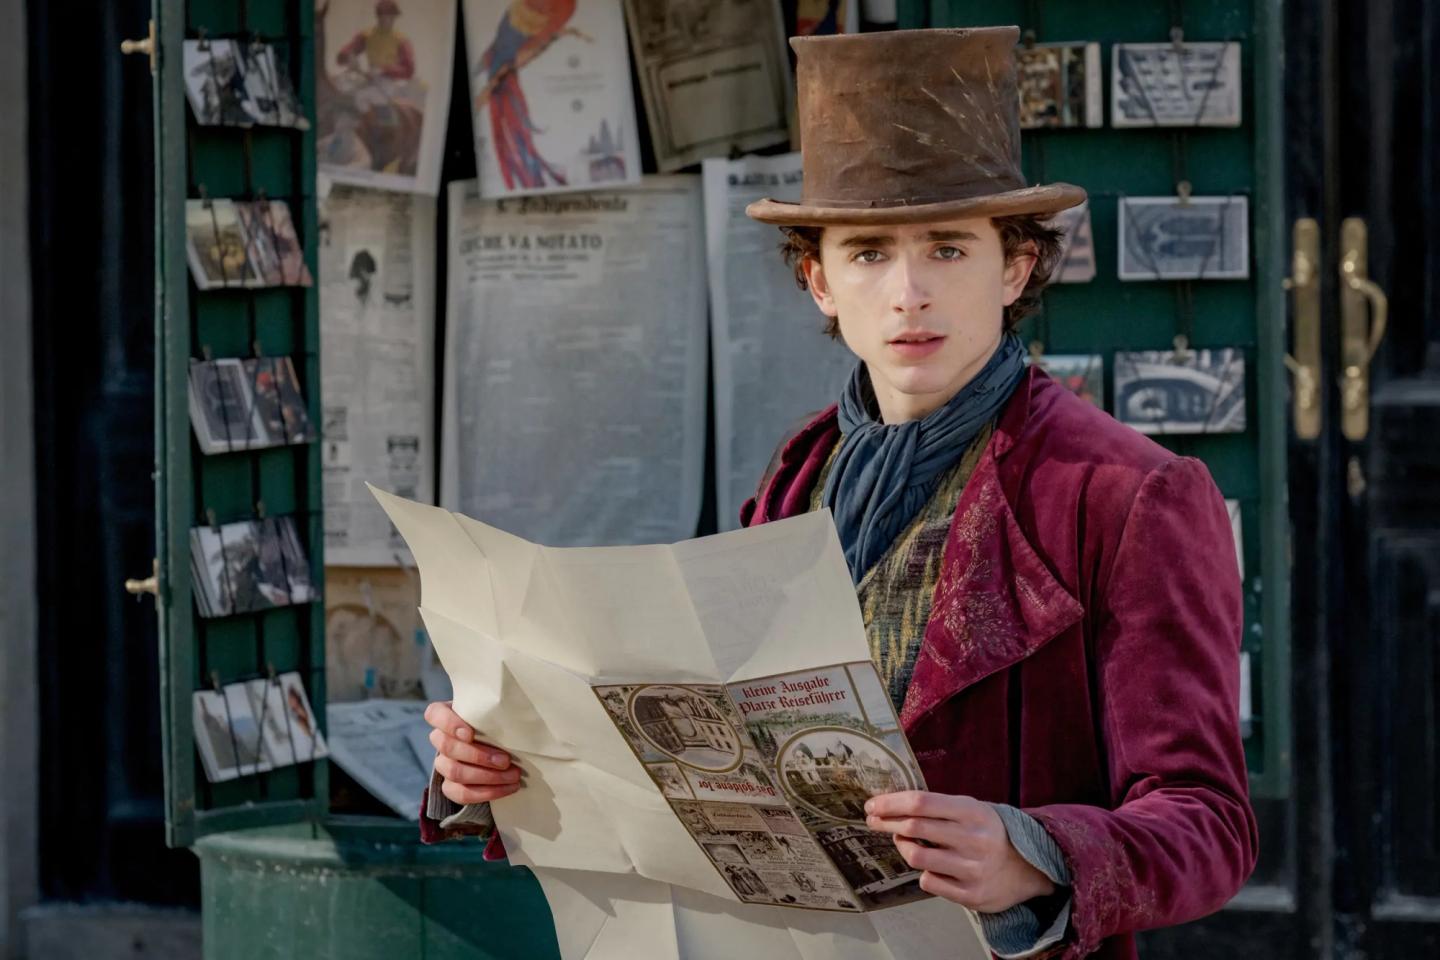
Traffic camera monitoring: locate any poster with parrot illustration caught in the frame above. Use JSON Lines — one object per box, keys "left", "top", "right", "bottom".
{"left": 316, "top": 0, "right": 457, "bottom": 196}
{"left": 462, "top": 0, "right": 642, "bottom": 198}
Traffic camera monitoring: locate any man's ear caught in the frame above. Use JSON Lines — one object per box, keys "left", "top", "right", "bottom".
{"left": 801, "top": 255, "right": 838, "bottom": 318}
{"left": 1001, "top": 243, "right": 1038, "bottom": 307}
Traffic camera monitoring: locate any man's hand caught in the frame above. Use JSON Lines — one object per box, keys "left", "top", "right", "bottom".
{"left": 424, "top": 701, "right": 522, "bottom": 805}
{"left": 865, "top": 791, "right": 1054, "bottom": 914}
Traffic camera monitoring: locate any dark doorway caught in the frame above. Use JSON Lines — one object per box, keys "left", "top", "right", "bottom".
{"left": 29, "top": 0, "right": 199, "bottom": 905}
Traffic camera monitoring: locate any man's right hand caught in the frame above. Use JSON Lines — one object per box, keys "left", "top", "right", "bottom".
{"left": 424, "top": 701, "right": 522, "bottom": 805}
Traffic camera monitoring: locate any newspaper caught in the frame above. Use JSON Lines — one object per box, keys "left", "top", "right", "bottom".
{"left": 319, "top": 186, "right": 437, "bottom": 565}
{"left": 461, "top": 0, "right": 641, "bottom": 198}
{"left": 442, "top": 178, "right": 707, "bottom": 546}
{"left": 703, "top": 153, "right": 854, "bottom": 530}
{"left": 371, "top": 486, "right": 989, "bottom": 959}
{"left": 599, "top": 662, "right": 927, "bottom": 911}
{"left": 326, "top": 698, "right": 433, "bottom": 819}
{"left": 622, "top": 0, "right": 793, "bottom": 172}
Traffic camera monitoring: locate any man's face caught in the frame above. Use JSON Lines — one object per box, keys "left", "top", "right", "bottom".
{"left": 802, "top": 216, "right": 1035, "bottom": 422}
{"left": 378, "top": 13, "right": 398, "bottom": 30}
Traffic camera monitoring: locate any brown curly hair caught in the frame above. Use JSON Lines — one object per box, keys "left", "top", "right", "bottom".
{"left": 778, "top": 215, "right": 1064, "bottom": 339}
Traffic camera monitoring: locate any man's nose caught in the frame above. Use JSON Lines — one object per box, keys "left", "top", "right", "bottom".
{"left": 890, "top": 257, "right": 932, "bottom": 315}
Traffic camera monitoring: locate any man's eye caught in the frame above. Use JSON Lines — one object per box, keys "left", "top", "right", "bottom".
{"left": 934, "top": 246, "right": 965, "bottom": 260}
{"left": 854, "top": 249, "right": 884, "bottom": 263}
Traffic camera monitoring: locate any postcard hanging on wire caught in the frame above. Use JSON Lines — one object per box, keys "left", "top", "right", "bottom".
{"left": 442, "top": 178, "right": 707, "bottom": 546}
{"left": 188, "top": 356, "right": 317, "bottom": 455}
{"left": 1224, "top": 499, "right": 1245, "bottom": 581}
{"left": 702, "top": 153, "right": 853, "bottom": 531}
{"left": 1113, "top": 347, "right": 1247, "bottom": 435}
{"left": 185, "top": 198, "right": 314, "bottom": 289}
{"left": 315, "top": 0, "right": 456, "bottom": 196}
{"left": 622, "top": 0, "right": 793, "bottom": 172}
{"left": 1118, "top": 195, "right": 1249, "bottom": 280}
{"left": 1051, "top": 199, "right": 1096, "bottom": 283}
{"left": 318, "top": 186, "right": 437, "bottom": 565}
{"left": 183, "top": 39, "right": 310, "bottom": 129}
{"left": 1017, "top": 41, "right": 1102, "bottom": 129}
{"left": 461, "top": 0, "right": 641, "bottom": 198}
{"left": 1027, "top": 352, "right": 1104, "bottom": 408}
{"left": 190, "top": 515, "right": 317, "bottom": 618}
{"left": 1112, "top": 41, "right": 1242, "bottom": 128}
{"left": 193, "top": 672, "right": 328, "bottom": 783}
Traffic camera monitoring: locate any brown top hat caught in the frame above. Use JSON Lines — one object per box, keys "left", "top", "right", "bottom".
{"left": 746, "top": 27, "right": 1086, "bottom": 226}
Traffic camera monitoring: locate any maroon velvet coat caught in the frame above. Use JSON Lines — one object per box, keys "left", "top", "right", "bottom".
{"left": 741, "top": 367, "right": 1258, "bottom": 960}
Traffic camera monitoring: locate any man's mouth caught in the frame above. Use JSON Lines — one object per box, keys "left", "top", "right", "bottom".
{"left": 888, "top": 332, "right": 945, "bottom": 345}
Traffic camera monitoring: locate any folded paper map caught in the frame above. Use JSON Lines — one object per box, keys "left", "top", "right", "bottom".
{"left": 371, "top": 486, "right": 989, "bottom": 960}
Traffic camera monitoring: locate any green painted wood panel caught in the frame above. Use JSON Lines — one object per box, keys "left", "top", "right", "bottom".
{"left": 898, "top": 0, "right": 1290, "bottom": 798}
{"left": 196, "top": 821, "right": 561, "bottom": 960}
{"left": 155, "top": 0, "right": 329, "bottom": 846}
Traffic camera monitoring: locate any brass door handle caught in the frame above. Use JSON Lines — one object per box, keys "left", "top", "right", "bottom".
{"left": 125, "top": 559, "right": 160, "bottom": 598}
{"left": 121, "top": 20, "right": 156, "bottom": 75}
{"left": 1283, "top": 218, "right": 1321, "bottom": 440}
{"left": 1338, "top": 218, "right": 1389, "bottom": 441}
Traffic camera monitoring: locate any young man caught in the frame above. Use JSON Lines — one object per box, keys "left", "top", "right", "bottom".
{"left": 423, "top": 27, "right": 1256, "bottom": 959}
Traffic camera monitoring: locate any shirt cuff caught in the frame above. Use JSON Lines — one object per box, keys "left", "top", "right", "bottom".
{"left": 419, "top": 768, "right": 496, "bottom": 845}
{"left": 976, "top": 803, "right": 1073, "bottom": 959}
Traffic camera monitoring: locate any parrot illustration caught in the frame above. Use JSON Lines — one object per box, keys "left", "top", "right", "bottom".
{"left": 477, "top": 0, "right": 580, "bottom": 190}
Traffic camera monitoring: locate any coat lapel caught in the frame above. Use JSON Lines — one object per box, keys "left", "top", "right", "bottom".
{"left": 899, "top": 379, "right": 1085, "bottom": 733}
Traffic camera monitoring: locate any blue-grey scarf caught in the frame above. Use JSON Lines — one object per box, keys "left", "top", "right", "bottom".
{"left": 822, "top": 333, "right": 1027, "bottom": 582}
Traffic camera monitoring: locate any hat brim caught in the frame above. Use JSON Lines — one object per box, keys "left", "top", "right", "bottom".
{"left": 744, "top": 183, "right": 1087, "bottom": 226}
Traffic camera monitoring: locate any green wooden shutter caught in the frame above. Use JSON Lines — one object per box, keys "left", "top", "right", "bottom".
{"left": 898, "top": 0, "right": 1291, "bottom": 800}
{"left": 154, "top": 0, "right": 328, "bottom": 847}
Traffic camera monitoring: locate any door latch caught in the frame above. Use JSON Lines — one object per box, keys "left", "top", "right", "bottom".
{"left": 1338, "top": 218, "right": 1389, "bottom": 441}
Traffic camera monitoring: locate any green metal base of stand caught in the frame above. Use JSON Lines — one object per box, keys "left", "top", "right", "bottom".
{"left": 195, "top": 817, "right": 561, "bottom": 959}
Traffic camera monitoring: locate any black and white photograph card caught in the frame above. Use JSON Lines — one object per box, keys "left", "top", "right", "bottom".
{"left": 193, "top": 685, "right": 273, "bottom": 783}
{"left": 183, "top": 39, "right": 310, "bottom": 130}
{"left": 188, "top": 358, "right": 264, "bottom": 453}
{"left": 190, "top": 516, "right": 316, "bottom": 619}
{"left": 1051, "top": 200, "right": 1096, "bottom": 283}
{"left": 1111, "top": 41, "right": 1242, "bottom": 127}
{"left": 1113, "top": 348, "right": 1247, "bottom": 435}
{"left": 1117, "top": 195, "right": 1249, "bottom": 281}
{"left": 1017, "top": 41, "right": 1103, "bottom": 129}
{"left": 1028, "top": 353, "right": 1104, "bottom": 408}
{"left": 245, "top": 673, "right": 329, "bottom": 766}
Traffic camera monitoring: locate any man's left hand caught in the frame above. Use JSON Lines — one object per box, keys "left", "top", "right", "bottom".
{"left": 865, "top": 791, "right": 1055, "bottom": 914}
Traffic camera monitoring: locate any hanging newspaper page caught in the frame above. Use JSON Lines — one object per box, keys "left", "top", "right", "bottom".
{"left": 370, "top": 487, "right": 991, "bottom": 959}
{"left": 319, "top": 186, "right": 437, "bottom": 565}
{"left": 461, "top": 0, "right": 641, "bottom": 198}
{"left": 316, "top": 0, "right": 456, "bottom": 195}
{"left": 442, "top": 177, "right": 707, "bottom": 545}
{"left": 623, "top": 0, "right": 793, "bottom": 172}
{"left": 703, "top": 154, "right": 853, "bottom": 530}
